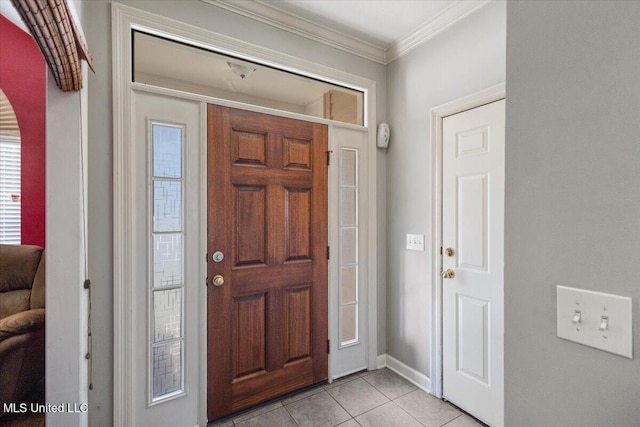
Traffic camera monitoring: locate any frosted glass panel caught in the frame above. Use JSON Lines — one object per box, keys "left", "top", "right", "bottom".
{"left": 153, "top": 124, "right": 182, "bottom": 178}
{"left": 340, "top": 266, "right": 357, "bottom": 304}
{"left": 152, "top": 341, "right": 182, "bottom": 399}
{"left": 341, "top": 228, "right": 357, "bottom": 265}
{"left": 340, "top": 188, "right": 356, "bottom": 226}
{"left": 153, "top": 181, "right": 182, "bottom": 232}
{"left": 153, "top": 289, "right": 182, "bottom": 342}
{"left": 153, "top": 234, "right": 183, "bottom": 288}
{"left": 149, "top": 120, "right": 185, "bottom": 403}
{"left": 341, "top": 305, "right": 357, "bottom": 344}
{"left": 340, "top": 150, "right": 356, "bottom": 186}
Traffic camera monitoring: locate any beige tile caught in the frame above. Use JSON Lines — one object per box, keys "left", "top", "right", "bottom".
{"left": 362, "top": 368, "right": 417, "bottom": 400}
{"left": 207, "top": 417, "right": 233, "bottom": 427}
{"left": 395, "top": 390, "right": 461, "bottom": 427}
{"left": 327, "top": 378, "right": 389, "bottom": 417}
{"left": 336, "top": 420, "right": 361, "bottom": 427}
{"left": 286, "top": 391, "right": 351, "bottom": 426}
{"left": 324, "top": 373, "right": 360, "bottom": 390}
{"left": 355, "top": 402, "right": 422, "bottom": 427}
{"left": 443, "top": 414, "right": 486, "bottom": 427}
{"left": 234, "top": 406, "right": 296, "bottom": 427}
{"left": 281, "top": 384, "right": 326, "bottom": 406}
{"left": 232, "top": 400, "right": 283, "bottom": 423}
{"left": 357, "top": 370, "right": 375, "bottom": 378}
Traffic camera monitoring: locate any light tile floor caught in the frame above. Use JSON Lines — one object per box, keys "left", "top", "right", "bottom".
{"left": 209, "top": 368, "right": 485, "bottom": 427}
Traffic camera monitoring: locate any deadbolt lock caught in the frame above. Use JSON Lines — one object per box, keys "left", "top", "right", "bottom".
{"left": 445, "top": 248, "right": 455, "bottom": 257}
{"left": 213, "top": 275, "right": 224, "bottom": 287}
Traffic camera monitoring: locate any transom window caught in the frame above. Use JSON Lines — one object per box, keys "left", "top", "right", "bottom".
{"left": 132, "top": 31, "right": 364, "bottom": 126}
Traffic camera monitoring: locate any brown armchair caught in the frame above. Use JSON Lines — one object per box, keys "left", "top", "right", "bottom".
{"left": 0, "top": 244, "right": 45, "bottom": 415}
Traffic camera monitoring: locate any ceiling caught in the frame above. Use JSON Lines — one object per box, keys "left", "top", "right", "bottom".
{"left": 208, "top": 0, "right": 490, "bottom": 63}
{"left": 134, "top": 1, "right": 491, "bottom": 118}
{"left": 259, "top": 0, "right": 455, "bottom": 48}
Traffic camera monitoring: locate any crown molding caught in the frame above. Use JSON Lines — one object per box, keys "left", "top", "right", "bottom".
{"left": 200, "top": 0, "right": 491, "bottom": 65}
{"left": 201, "top": 0, "right": 387, "bottom": 64}
{"left": 386, "top": 0, "right": 491, "bottom": 62}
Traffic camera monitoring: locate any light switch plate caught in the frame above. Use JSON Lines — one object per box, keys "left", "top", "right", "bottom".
{"left": 406, "top": 234, "right": 424, "bottom": 251}
{"left": 557, "top": 285, "right": 633, "bottom": 358}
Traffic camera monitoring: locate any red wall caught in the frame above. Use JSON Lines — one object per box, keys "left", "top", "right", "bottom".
{"left": 0, "top": 15, "right": 46, "bottom": 247}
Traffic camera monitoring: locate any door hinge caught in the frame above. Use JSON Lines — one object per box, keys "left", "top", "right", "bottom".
{"left": 327, "top": 150, "right": 333, "bottom": 166}
{"left": 327, "top": 339, "right": 330, "bottom": 354}
{"left": 440, "top": 247, "right": 442, "bottom": 255}
{"left": 327, "top": 246, "right": 330, "bottom": 259}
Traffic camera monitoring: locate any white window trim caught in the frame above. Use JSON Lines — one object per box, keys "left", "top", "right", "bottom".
{"left": 112, "top": 3, "right": 378, "bottom": 426}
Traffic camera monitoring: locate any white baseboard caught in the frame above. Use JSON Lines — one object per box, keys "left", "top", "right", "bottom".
{"left": 381, "top": 354, "right": 432, "bottom": 393}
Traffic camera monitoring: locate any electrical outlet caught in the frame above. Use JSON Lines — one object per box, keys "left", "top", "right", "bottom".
{"left": 406, "top": 234, "right": 425, "bottom": 251}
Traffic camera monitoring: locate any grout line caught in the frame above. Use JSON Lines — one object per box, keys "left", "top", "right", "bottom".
{"left": 440, "top": 400, "right": 489, "bottom": 426}
{"left": 389, "top": 387, "right": 419, "bottom": 401}
{"left": 281, "top": 399, "right": 299, "bottom": 426}
{"left": 325, "top": 385, "right": 358, "bottom": 419}
{"left": 362, "top": 369, "right": 417, "bottom": 402}
{"left": 324, "top": 374, "right": 359, "bottom": 390}
{"left": 440, "top": 414, "right": 463, "bottom": 426}
{"left": 351, "top": 402, "right": 382, "bottom": 419}
{"left": 388, "top": 400, "right": 426, "bottom": 427}
{"left": 231, "top": 402, "right": 283, "bottom": 425}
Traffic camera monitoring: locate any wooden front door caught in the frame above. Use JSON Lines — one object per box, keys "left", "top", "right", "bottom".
{"left": 207, "top": 105, "right": 328, "bottom": 420}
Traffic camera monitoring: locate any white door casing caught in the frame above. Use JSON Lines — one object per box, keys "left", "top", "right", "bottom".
{"left": 113, "top": 5, "right": 378, "bottom": 425}
{"left": 442, "top": 99, "right": 505, "bottom": 427}
{"left": 328, "top": 126, "right": 369, "bottom": 379}
{"left": 132, "top": 91, "right": 203, "bottom": 426}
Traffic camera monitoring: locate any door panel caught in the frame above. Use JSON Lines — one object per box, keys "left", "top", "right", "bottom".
{"left": 457, "top": 174, "right": 488, "bottom": 271}
{"left": 132, "top": 92, "right": 202, "bottom": 427}
{"left": 328, "top": 127, "right": 368, "bottom": 378}
{"left": 207, "top": 106, "right": 328, "bottom": 420}
{"left": 457, "top": 294, "right": 489, "bottom": 383}
{"left": 232, "top": 294, "right": 266, "bottom": 380}
{"left": 442, "top": 99, "right": 505, "bottom": 427}
{"left": 284, "top": 285, "right": 312, "bottom": 363}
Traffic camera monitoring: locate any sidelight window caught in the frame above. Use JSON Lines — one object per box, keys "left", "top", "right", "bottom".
{"left": 339, "top": 148, "right": 359, "bottom": 347}
{"left": 150, "top": 122, "right": 185, "bottom": 402}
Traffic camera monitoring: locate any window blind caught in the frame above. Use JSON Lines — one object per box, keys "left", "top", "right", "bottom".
{"left": 0, "top": 136, "right": 21, "bottom": 244}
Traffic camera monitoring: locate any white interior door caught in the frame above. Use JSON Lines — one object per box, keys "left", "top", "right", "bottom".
{"left": 132, "top": 91, "right": 203, "bottom": 426}
{"left": 328, "top": 126, "right": 369, "bottom": 379}
{"left": 442, "top": 99, "right": 505, "bottom": 427}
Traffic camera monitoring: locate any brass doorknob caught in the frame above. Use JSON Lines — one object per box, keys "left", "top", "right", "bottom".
{"left": 441, "top": 269, "right": 455, "bottom": 279}
{"left": 213, "top": 275, "right": 224, "bottom": 287}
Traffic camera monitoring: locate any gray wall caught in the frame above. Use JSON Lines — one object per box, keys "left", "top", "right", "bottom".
{"left": 385, "top": 1, "right": 505, "bottom": 376}
{"left": 83, "top": 2, "right": 386, "bottom": 425}
{"left": 505, "top": 1, "right": 640, "bottom": 425}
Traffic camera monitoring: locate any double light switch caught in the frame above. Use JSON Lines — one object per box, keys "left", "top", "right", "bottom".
{"left": 557, "top": 285, "right": 632, "bottom": 359}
